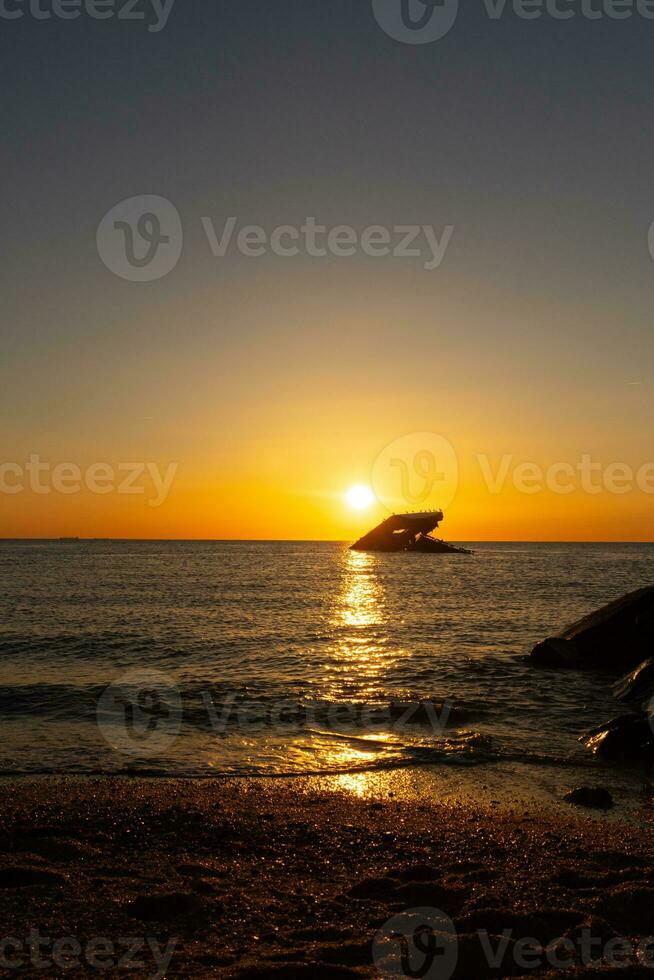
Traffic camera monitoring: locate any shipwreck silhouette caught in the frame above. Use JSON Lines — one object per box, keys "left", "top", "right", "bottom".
{"left": 350, "top": 510, "right": 472, "bottom": 554}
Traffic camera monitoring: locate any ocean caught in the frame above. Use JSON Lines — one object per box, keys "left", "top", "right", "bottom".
{"left": 1, "top": 539, "right": 652, "bottom": 806}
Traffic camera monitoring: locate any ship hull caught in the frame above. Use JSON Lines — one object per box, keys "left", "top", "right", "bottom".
{"left": 349, "top": 512, "right": 472, "bottom": 555}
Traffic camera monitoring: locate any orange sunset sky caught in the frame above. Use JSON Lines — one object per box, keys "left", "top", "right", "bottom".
{"left": 3, "top": 268, "right": 652, "bottom": 542}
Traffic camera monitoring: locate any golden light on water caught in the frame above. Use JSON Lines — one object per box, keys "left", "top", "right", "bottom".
{"left": 197, "top": 549, "right": 417, "bottom": 790}
{"left": 325, "top": 549, "right": 404, "bottom": 701}
{"left": 193, "top": 549, "right": 425, "bottom": 794}
{"left": 337, "top": 550, "right": 385, "bottom": 629}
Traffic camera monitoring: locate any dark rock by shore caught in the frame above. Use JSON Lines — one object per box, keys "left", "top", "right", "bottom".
{"left": 581, "top": 712, "right": 654, "bottom": 762}
{"left": 614, "top": 657, "right": 654, "bottom": 707}
{"left": 563, "top": 786, "right": 614, "bottom": 809}
{"left": 530, "top": 586, "right": 654, "bottom": 671}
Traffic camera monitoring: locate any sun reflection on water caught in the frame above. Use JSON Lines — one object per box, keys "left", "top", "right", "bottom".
{"left": 210, "top": 550, "right": 419, "bottom": 787}
{"left": 336, "top": 549, "right": 386, "bottom": 629}
{"left": 322, "top": 549, "right": 406, "bottom": 705}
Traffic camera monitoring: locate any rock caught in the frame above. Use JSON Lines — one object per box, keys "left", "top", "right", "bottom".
{"left": 21, "top": 825, "right": 67, "bottom": 838}
{"left": 529, "top": 586, "right": 654, "bottom": 671}
{"left": 456, "top": 910, "right": 551, "bottom": 945}
{"left": 314, "top": 941, "right": 371, "bottom": 966}
{"left": 395, "top": 863, "right": 440, "bottom": 882}
{"left": 456, "top": 908, "right": 582, "bottom": 947}
{"left": 614, "top": 657, "right": 654, "bottom": 707}
{"left": 127, "top": 891, "right": 204, "bottom": 920}
{"left": 192, "top": 878, "right": 219, "bottom": 895}
{"left": 563, "top": 787, "right": 614, "bottom": 809}
{"left": 346, "top": 876, "right": 396, "bottom": 900}
{"left": 290, "top": 926, "right": 354, "bottom": 942}
{"left": 0, "top": 865, "right": 66, "bottom": 888}
{"left": 233, "top": 965, "right": 361, "bottom": 979}
{"left": 581, "top": 713, "right": 654, "bottom": 761}
{"left": 564, "top": 914, "right": 616, "bottom": 947}
{"left": 530, "top": 636, "right": 580, "bottom": 668}
{"left": 553, "top": 866, "right": 606, "bottom": 888}
{"left": 454, "top": 931, "right": 523, "bottom": 977}
{"left": 537, "top": 908, "right": 590, "bottom": 936}
{"left": 12, "top": 837, "right": 93, "bottom": 863}
{"left": 176, "top": 862, "right": 224, "bottom": 878}
{"left": 591, "top": 884, "right": 654, "bottom": 933}
{"left": 392, "top": 880, "right": 466, "bottom": 913}
{"left": 588, "top": 849, "right": 647, "bottom": 870}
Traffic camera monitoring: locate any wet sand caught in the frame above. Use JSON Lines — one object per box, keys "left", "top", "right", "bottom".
{"left": 1, "top": 777, "right": 654, "bottom": 977}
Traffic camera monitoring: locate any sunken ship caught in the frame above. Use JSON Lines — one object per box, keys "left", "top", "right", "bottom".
{"left": 350, "top": 510, "right": 471, "bottom": 554}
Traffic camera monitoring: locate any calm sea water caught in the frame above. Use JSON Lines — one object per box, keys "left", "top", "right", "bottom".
{"left": 1, "top": 540, "right": 652, "bottom": 804}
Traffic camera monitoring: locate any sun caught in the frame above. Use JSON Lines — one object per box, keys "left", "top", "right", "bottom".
{"left": 345, "top": 484, "right": 375, "bottom": 510}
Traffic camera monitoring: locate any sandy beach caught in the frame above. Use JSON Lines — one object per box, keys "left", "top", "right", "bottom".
{"left": 2, "top": 777, "right": 654, "bottom": 977}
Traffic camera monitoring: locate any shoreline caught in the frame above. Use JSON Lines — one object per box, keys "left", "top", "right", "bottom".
{"left": 2, "top": 777, "right": 654, "bottom": 977}
{"left": 2, "top": 753, "right": 650, "bottom": 826}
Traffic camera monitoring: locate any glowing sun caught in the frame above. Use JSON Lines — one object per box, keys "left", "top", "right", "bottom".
{"left": 345, "top": 484, "right": 375, "bottom": 510}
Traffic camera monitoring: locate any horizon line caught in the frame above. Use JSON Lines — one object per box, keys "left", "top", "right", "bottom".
{"left": 1, "top": 537, "right": 654, "bottom": 545}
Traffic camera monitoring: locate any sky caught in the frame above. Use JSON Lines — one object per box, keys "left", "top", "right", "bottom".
{"left": 2, "top": 0, "right": 654, "bottom": 540}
